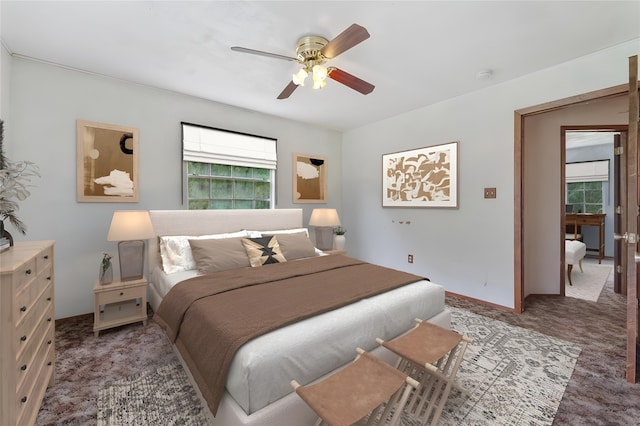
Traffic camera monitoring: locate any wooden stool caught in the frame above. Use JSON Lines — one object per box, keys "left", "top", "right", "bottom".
{"left": 376, "top": 319, "right": 472, "bottom": 426}
{"left": 291, "top": 348, "right": 419, "bottom": 426}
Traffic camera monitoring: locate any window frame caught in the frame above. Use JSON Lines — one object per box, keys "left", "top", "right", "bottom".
{"left": 181, "top": 123, "right": 277, "bottom": 210}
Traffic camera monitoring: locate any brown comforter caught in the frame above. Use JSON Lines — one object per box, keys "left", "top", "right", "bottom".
{"left": 154, "top": 255, "right": 425, "bottom": 415}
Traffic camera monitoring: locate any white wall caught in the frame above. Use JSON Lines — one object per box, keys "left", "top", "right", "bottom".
{"left": 341, "top": 39, "right": 639, "bottom": 309}
{"left": 7, "top": 57, "right": 341, "bottom": 319}
{"left": 1, "top": 43, "right": 11, "bottom": 132}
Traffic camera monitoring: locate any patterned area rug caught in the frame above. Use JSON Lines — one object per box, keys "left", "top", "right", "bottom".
{"left": 565, "top": 263, "right": 611, "bottom": 302}
{"left": 97, "top": 308, "right": 581, "bottom": 426}
{"left": 433, "top": 307, "right": 581, "bottom": 425}
{"left": 97, "top": 362, "right": 209, "bottom": 426}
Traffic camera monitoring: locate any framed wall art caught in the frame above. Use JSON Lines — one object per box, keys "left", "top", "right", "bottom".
{"left": 382, "top": 141, "right": 458, "bottom": 208}
{"left": 77, "top": 119, "right": 139, "bottom": 202}
{"left": 293, "top": 152, "right": 327, "bottom": 203}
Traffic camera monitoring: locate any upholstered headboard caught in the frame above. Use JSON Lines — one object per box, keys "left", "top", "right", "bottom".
{"left": 148, "top": 208, "right": 303, "bottom": 274}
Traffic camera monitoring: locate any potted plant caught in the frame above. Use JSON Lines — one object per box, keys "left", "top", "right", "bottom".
{"left": 333, "top": 226, "right": 346, "bottom": 251}
{"left": 0, "top": 120, "right": 40, "bottom": 246}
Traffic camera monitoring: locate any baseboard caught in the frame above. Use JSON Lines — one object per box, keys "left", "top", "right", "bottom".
{"left": 445, "top": 291, "right": 514, "bottom": 312}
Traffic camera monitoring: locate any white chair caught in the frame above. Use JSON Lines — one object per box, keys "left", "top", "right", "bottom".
{"left": 565, "top": 240, "right": 586, "bottom": 286}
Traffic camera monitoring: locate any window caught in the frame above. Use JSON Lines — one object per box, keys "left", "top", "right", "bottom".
{"left": 565, "top": 160, "right": 608, "bottom": 214}
{"left": 566, "top": 181, "right": 604, "bottom": 214}
{"left": 182, "top": 123, "right": 276, "bottom": 210}
{"left": 187, "top": 162, "right": 272, "bottom": 209}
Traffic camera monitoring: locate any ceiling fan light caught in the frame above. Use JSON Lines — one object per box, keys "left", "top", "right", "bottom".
{"left": 312, "top": 64, "right": 328, "bottom": 81}
{"left": 312, "top": 79, "right": 327, "bottom": 90}
{"left": 292, "top": 68, "right": 308, "bottom": 86}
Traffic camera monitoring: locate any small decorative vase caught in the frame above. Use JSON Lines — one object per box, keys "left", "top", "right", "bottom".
{"left": 0, "top": 220, "right": 14, "bottom": 246}
{"left": 99, "top": 262, "right": 113, "bottom": 285}
{"left": 333, "top": 234, "right": 346, "bottom": 251}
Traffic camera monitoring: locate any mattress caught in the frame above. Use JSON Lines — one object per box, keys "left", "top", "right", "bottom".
{"left": 150, "top": 266, "right": 445, "bottom": 415}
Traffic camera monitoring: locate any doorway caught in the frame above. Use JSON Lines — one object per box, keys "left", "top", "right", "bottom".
{"left": 561, "top": 129, "right": 622, "bottom": 300}
{"left": 515, "top": 76, "right": 639, "bottom": 384}
{"left": 515, "top": 87, "right": 630, "bottom": 313}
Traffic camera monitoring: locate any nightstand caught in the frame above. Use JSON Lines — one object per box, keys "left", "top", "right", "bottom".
{"left": 93, "top": 276, "right": 147, "bottom": 337}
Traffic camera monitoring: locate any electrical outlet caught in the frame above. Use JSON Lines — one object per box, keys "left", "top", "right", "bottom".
{"left": 408, "top": 254, "right": 414, "bottom": 263}
{"left": 484, "top": 187, "right": 497, "bottom": 199}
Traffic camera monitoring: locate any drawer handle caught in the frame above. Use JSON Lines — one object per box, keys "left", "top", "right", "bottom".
{"left": 20, "top": 335, "right": 27, "bottom": 342}
{"left": 20, "top": 364, "right": 27, "bottom": 371}
{"left": 47, "top": 297, "right": 52, "bottom": 301}
{"left": 25, "top": 269, "right": 32, "bottom": 275}
{"left": 47, "top": 276, "right": 52, "bottom": 281}
{"left": 47, "top": 361, "right": 52, "bottom": 366}
{"left": 20, "top": 306, "right": 27, "bottom": 312}
{"left": 44, "top": 255, "right": 49, "bottom": 259}
{"left": 48, "top": 317, "right": 52, "bottom": 322}
{"left": 21, "top": 396, "right": 27, "bottom": 404}
{"left": 47, "top": 340, "right": 52, "bottom": 345}
{"left": 120, "top": 292, "right": 124, "bottom": 296}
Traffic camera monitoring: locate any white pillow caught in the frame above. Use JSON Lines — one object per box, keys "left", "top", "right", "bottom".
{"left": 160, "top": 230, "right": 249, "bottom": 274}
{"left": 253, "top": 227, "right": 310, "bottom": 237}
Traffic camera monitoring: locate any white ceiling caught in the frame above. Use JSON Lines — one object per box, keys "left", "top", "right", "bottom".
{"left": 2, "top": 1, "right": 639, "bottom": 131}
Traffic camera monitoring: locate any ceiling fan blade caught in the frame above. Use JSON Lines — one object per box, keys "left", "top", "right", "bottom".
{"left": 277, "top": 81, "right": 298, "bottom": 99}
{"left": 328, "top": 68, "right": 375, "bottom": 95}
{"left": 231, "top": 46, "right": 297, "bottom": 62}
{"left": 321, "top": 24, "right": 370, "bottom": 59}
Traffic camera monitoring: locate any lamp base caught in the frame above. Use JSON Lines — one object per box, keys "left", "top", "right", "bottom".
{"left": 314, "top": 227, "right": 334, "bottom": 251}
{"left": 118, "top": 240, "right": 145, "bottom": 281}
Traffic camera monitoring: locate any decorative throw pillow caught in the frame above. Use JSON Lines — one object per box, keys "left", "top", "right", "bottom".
{"left": 160, "top": 230, "right": 249, "bottom": 274}
{"left": 261, "top": 231, "right": 317, "bottom": 260}
{"left": 242, "top": 236, "right": 287, "bottom": 267}
{"left": 188, "top": 237, "right": 251, "bottom": 275}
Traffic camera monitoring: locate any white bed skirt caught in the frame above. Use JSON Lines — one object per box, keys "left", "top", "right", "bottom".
{"left": 180, "top": 308, "right": 452, "bottom": 426}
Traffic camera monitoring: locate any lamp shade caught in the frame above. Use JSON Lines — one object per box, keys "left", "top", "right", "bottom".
{"left": 107, "top": 210, "right": 155, "bottom": 241}
{"left": 308, "top": 208, "right": 341, "bottom": 227}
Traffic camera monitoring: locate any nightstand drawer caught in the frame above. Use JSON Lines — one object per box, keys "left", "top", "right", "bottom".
{"left": 97, "top": 286, "right": 145, "bottom": 305}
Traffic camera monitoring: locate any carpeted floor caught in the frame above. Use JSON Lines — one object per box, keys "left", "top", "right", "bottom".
{"left": 95, "top": 307, "right": 581, "bottom": 426}
{"left": 37, "top": 257, "right": 640, "bottom": 425}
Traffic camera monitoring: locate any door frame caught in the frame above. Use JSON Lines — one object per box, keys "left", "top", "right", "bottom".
{"left": 559, "top": 126, "right": 627, "bottom": 297}
{"left": 514, "top": 83, "right": 630, "bottom": 313}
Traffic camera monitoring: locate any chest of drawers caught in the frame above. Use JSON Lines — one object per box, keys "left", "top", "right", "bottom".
{"left": 1, "top": 241, "right": 55, "bottom": 426}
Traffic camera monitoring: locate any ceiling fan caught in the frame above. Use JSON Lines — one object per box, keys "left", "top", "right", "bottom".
{"left": 231, "top": 24, "right": 375, "bottom": 100}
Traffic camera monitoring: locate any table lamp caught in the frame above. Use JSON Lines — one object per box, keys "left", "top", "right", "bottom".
{"left": 107, "top": 210, "right": 155, "bottom": 281}
{"left": 309, "top": 208, "right": 340, "bottom": 251}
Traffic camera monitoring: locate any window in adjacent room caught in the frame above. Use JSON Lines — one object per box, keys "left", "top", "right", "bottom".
{"left": 182, "top": 123, "right": 276, "bottom": 209}
{"left": 566, "top": 181, "right": 604, "bottom": 214}
{"left": 565, "top": 160, "right": 608, "bottom": 214}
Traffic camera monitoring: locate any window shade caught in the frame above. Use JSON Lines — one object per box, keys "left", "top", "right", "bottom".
{"left": 182, "top": 123, "right": 277, "bottom": 169}
{"left": 565, "top": 160, "right": 609, "bottom": 183}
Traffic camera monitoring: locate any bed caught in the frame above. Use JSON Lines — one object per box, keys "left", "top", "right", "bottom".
{"left": 148, "top": 209, "right": 450, "bottom": 425}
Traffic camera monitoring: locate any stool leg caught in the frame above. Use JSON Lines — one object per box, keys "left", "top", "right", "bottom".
{"left": 567, "top": 264, "right": 573, "bottom": 286}
{"left": 389, "top": 383, "right": 417, "bottom": 426}
{"left": 579, "top": 259, "right": 583, "bottom": 273}
{"left": 429, "top": 341, "right": 468, "bottom": 425}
